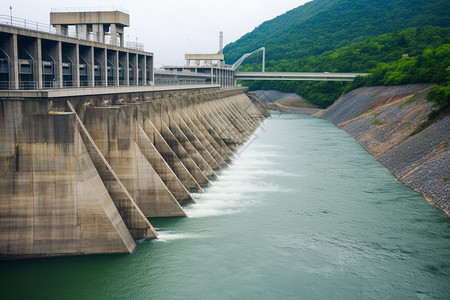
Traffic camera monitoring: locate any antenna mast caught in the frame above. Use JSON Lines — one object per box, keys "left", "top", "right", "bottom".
{"left": 219, "top": 31, "right": 223, "bottom": 54}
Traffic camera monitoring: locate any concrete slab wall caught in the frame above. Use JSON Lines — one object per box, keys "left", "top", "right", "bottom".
{"left": 0, "top": 87, "right": 268, "bottom": 259}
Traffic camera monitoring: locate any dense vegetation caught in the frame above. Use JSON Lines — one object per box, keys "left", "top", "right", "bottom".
{"left": 223, "top": 0, "right": 450, "bottom": 108}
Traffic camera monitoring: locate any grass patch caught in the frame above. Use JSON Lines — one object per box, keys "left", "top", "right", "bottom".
{"left": 398, "top": 93, "right": 420, "bottom": 109}
{"left": 410, "top": 105, "right": 450, "bottom": 136}
{"left": 371, "top": 92, "right": 380, "bottom": 98}
{"left": 372, "top": 112, "right": 387, "bottom": 125}
{"left": 372, "top": 118, "right": 387, "bottom": 125}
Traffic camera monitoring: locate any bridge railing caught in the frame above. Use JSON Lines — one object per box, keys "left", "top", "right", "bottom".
{"left": 154, "top": 79, "right": 208, "bottom": 86}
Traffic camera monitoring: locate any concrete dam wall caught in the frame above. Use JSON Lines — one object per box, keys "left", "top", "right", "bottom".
{"left": 0, "top": 87, "right": 268, "bottom": 259}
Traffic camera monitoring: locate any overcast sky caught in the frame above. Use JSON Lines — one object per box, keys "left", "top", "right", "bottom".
{"left": 1, "top": 0, "right": 310, "bottom": 67}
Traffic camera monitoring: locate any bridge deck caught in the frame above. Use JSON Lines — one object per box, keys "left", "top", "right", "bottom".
{"left": 235, "top": 72, "right": 369, "bottom": 81}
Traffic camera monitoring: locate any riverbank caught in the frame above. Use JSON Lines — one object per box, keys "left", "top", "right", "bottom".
{"left": 266, "top": 84, "right": 450, "bottom": 216}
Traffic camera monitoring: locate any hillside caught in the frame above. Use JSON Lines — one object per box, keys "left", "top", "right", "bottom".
{"left": 264, "top": 84, "right": 450, "bottom": 215}
{"left": 318, "top": 84, "right": 450, "bottom": 216}
{"left": 224, "top": 0, "right": 450, "bottom": 107}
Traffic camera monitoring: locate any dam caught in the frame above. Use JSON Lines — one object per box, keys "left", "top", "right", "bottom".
{"left": 0, "top": 9, "right": 268, "bottom": 259}
{"left": 0, "top": 85, "right": 268, "bottom": 259}
{"left": 1, "top": 111, "right": 448, "bottom": 299}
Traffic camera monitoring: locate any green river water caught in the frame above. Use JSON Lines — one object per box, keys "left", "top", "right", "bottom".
{"left": 1, "top": 111, "right": 449, "bottom": 299}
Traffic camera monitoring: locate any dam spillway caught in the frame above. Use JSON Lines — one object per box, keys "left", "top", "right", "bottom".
{"left": 0, "top": 86, "right": 268, "bottom": 259}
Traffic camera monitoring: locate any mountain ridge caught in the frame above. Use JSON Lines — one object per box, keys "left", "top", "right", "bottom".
{"left": 224, "top": 0, "right": 450, "bottom": 108}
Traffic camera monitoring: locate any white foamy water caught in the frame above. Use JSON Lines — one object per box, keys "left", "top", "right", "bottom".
{"left": 155, "top": 231, "right": 209, "bottom": 242}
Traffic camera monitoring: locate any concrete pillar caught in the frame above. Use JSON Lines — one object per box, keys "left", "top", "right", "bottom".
{"left": 76, "top": 24, "right": 87, "bottom": 40}
{"left": 111, "top": 24, "right": 117, "bottom": 46}
{"left": 56, "top": 25, "right": 68, "bottom": 36}
{"left": 94, "top": 48, "right": 107, "bottom": 86}
{"left": 91, "top": 25, "right": 98, "bottom": 42}
{"left": 74, "top": 45, "right": 80, "bottom": 87}
{"left": 9, "top": 34, "right": 19, "bottom": 89}
{"left": 80, "top": 46, "right": 94, "bottom": 87}
{"left": 146, "top": 56, "right": 153, "bottom": 85}
{"left": 102, "top": 48, "right": 107, "bottom": 86}
{"left": 117, "top": 26, "right": 124, "bottom": 47}
{"left": 88, "top": 47, "right": 94, "bottom": 87}
{"left": 119, "top": 52, "right": 129, "bottom": 86}
{"left": 113, "top": 50, "right": 119, "bottom": 86}
{"left": 55, "top": 24, "right": 62, "bottom": 35}
{"left": 98, "top": 24, "right": 105, "bottom": 44}
{"left": 35, "top": 38, "right": 43, "bottom": 89}
{"left": 47, "top": 41, "right": 62, "bottom": 88}
{"left": 132, "top": 54, "right": 138, "bottom": 86}
{"left": 21, "top": 36, "right": 41, "bottom": 90}
{"left": 56, "top": 41, "right": 62, "bottom": 88}
{"left": 210, "top": 67, "right": 213, "bottom": 85}
{"left": 139, "top": 55, "right": 146, "bottom": 86}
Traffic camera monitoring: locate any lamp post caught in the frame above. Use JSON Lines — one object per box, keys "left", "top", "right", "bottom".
{"left": 10, "top": 6, "right": 12, "bottom": 26}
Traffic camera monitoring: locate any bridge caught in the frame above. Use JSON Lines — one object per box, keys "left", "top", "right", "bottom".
{"left": 235, "top": 71, "right": 369, "bottom": 82}
{"left": 161, "top": 46, "right": 369, "bottom": 85}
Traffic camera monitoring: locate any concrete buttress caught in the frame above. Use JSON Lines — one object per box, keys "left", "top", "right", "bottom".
{"left": 0, "top": 102, "right": 136, "bottom": 259}
{"left": 0, "top": 87, "right": 268, "bottom": 259}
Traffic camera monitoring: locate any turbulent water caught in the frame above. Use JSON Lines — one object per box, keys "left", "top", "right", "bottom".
{"left": 1, "top": 111, "right": 449, "bottom": 299}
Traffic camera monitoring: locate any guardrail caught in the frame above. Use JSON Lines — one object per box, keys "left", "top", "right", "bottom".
{"left": 155, "top": 79, "right": 209, "bottom": 86}
{"left": 0, "top": 15, "right": 144, "bottom": 50}
{"left": 0, "top": 15, "right": 57, "bottom": 35}
{"left": 1, "top": 79, "right": 206, "bottom": 89}
{"left": 0, "top": 79, "right": 208, "bottom": 90}
{"left": 51, "top": 7, "right": 129, "bottom": 14}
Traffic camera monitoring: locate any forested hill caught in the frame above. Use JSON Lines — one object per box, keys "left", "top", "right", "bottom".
{"left": 223, "top": 0, "right": 450, "bottom": 108}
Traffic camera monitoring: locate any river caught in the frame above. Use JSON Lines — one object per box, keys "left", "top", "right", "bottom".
{"left": 1, "top": 111, "right": 449, "bottom": 299}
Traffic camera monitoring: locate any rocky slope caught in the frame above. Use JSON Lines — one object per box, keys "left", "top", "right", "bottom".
{"left": 251, "top": 90, "right": 321, "bottom": 115}
{"left": 268, "top": 83, "right": 449, "bottom": 216}
{"left": 318, "top": 83, "right": 449, "bottom": 216}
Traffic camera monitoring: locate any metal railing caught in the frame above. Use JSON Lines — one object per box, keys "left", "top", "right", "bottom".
{"left": 0, "top": 15, "right": 57, "bottom": 35}
{"left": 51, "top": 7, "right": 129, "bottom": 14}
{"left": 0, "top": 78, "right": 216, "bottom": 90}
{"left": 0, "top": 15, "right": 143, "bottom": 50}
{"left": 154, "top": 79, "right": 208, "bottom": 86}
{"left": 126, "top": 42, "right": 144, "bottom": 51}
{"left": 18, "top": 81, "right": 38, "bottom": 90}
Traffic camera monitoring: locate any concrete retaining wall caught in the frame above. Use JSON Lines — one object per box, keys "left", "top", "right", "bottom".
{"left": 0, "top": 87, "right": 267, "bottom": 259}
